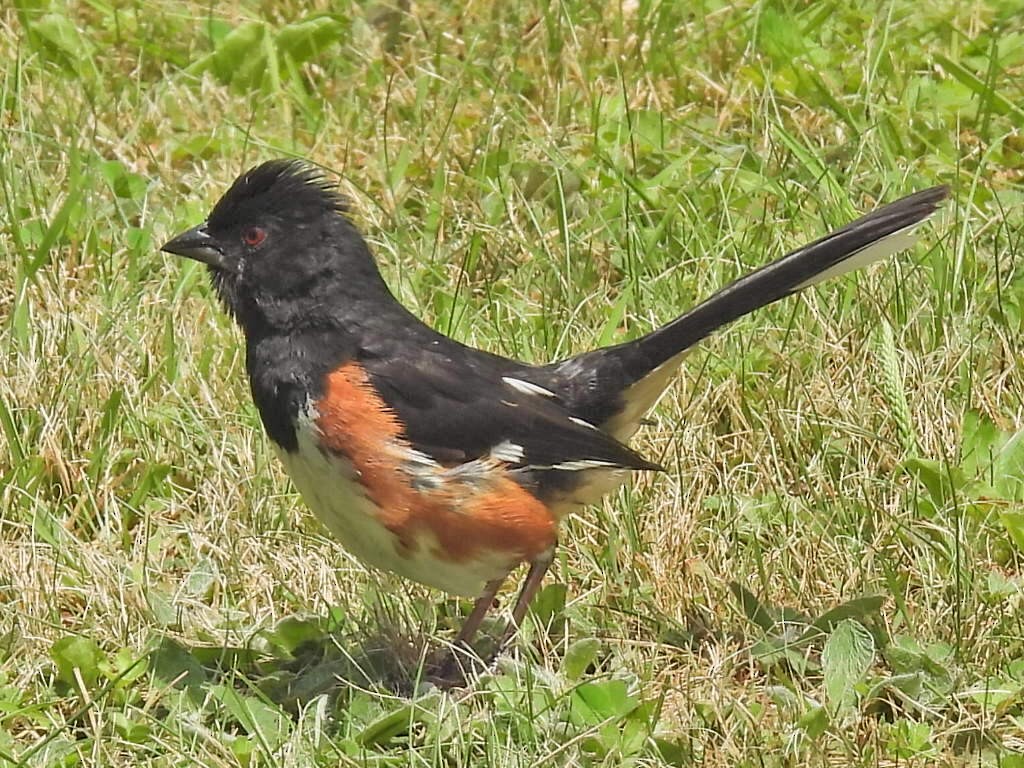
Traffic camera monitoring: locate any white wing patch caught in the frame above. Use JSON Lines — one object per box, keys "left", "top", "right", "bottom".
{"left": 400, "top": 447, "right": 442, "bottom": 470}
{"left": 399, "top": 448, "right": 444, "bottom": 490}
{"left": 568, "top": 416, "right": 599, "bottom": 430}
{"left": 502, "top": 376, "right": 556, "bottom": 398}
{"left": 489, "top": 440, "right": 525, "bottom": 464}
{"left": 550, "top": 459, "right": 621, "bottom": 472}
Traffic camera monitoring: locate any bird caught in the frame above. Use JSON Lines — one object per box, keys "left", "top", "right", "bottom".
{"left": 162, "top": 159, "right": 946, "bottom": 665}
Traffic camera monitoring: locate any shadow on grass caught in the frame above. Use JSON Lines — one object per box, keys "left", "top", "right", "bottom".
{"left": 145, "top": 609, "right": 521, "bottom": 722}
{"left": 147, "top": 584, "right": 722, "bottom": 723}
{"left": 148, "top": 625, "right": 444, "bottom": 715}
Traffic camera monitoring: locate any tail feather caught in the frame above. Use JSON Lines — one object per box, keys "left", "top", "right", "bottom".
{"left": 633, "top": 186, "right": 948, "bottom": 372}
{"left": 548, "top": 186, "right": 949, "bottom": 437}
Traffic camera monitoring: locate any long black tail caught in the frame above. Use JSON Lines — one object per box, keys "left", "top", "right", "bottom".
{"left": 547, "top": 186, "right": 949, "bottom": 435}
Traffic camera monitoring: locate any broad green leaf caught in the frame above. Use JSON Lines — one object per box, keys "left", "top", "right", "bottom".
{"left": 964, "top": 677, "right": 1022, "bottom": 711}
{"left": 105, "top": 647, "right": 149, "bottom": 686}
{"left": 654, "top": 736, "right": 693, "bottom": 766}
{"left": 110, "top": 711, "right": 151, "bottom": 743}
{"left": 570, "top": 679, "right": 638, "bottom": 725}
{"left": 530, "top": 582, "right": 567, "bottom": 626}
{"left": 757, "top": 7, "right": 806, "bottom": 65}
{"left": 864, "top": 672, "right": 924, "bottom": 709}
{"left": 995, "top": 429, "right": 1024, "bottom": 501}
{"left": 51, "top": 636, "right": 103, "bottom": 689}
{"left": 934, "top": 55, "right": 1024, "bottom": 120}
{"left": 231, "top": 737, "right": 255, "bottom": 764}
{"left": 822, "top": 619, "right": 874, "bottom": 714}
{"left": 149, "top": 637, "right": 208, "bottom": 705}
{"left": 25, "top": 13, "right": 96, "bottom": 74}
{"left": 890, "top": 719, "right": 936, "bottom": 758}
{"left": 1000, "top": 511, "right": 1024, "bottom": 553}
{"left": 186, "top": 21, "right": 268, "bottom": 89}
{"left": 961, "top": 410, "right": 1003, "bottom": 477}
{"left": 799, "top": 595, "right": 885, "bottom": 643}
{"left": 563, "top": 638, "right": 600, "bottom": 680}
{"left": 99, "top": 160, "right": 148, "bottom": 202}
{"left": 184, "top": 557, "right": 218, "bottom": 599}
{"left": 882, "top": 636, "right": 953, "bottom": 693}
{"left": 356, "top": 695, "right": 438, "bottom": 747}
{"left": 729, "top": 582, "right": 775, "bottom": 633}
{"left": 903, "top": 457, "right": 962, "bottom": 507}
{"left": 265, "top": 616, "right": 326, "bottom": 654}
{"left": 275, "top": 16, "right": 346, "bottom": 65}
{"left": 217, "top": 22, "right": 269, "bottom": 89}
{"left": 798, "top": 704, "right": 828, "bottom": 739}
{"left": 210, "top": 684, "right": 291, "bottom": 750}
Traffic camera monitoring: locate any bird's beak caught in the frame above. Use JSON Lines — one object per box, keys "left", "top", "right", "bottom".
{"left": 161, "top": 223, "right": 231, "bottom": 270}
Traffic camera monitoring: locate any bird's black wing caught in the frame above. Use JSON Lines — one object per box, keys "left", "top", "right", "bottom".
{"left": 362, "top": 345, "right": 661, "bottom": 478}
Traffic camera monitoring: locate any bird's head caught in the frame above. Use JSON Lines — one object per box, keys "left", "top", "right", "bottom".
{"left": 162, "top": 159, "right": 383, "bottom": 332}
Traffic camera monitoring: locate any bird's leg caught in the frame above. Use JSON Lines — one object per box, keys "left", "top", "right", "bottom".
{"left": 454, "top": 544, "right": 556, "bottom": 649}
{"left": 501, "top": 546, "right": 556, "bottom": 648}
{"left": 454, "top": 576, "right": 506, "bottom": 647}
{"left": 430, "top": 576, "right": 506, "bottom": 685}
{"left": 432, "top": 550, "right": 556, "bottom": 685}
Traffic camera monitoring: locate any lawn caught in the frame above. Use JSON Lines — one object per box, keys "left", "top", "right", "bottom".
{"left": 2, "top": 0, "right": 1023, "bottom": 765}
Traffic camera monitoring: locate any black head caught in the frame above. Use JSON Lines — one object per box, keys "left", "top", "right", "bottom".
{"left": 162, "top": 160, "right": 387, "bottom": 332}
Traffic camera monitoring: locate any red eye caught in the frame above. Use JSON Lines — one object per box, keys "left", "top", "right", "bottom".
{"left": 242, "top": 227, "right": 266, "bottom": 247}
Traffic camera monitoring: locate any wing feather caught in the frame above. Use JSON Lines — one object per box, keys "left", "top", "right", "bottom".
{"left": 362, "top": 349, "right": 661, "bottom": 476}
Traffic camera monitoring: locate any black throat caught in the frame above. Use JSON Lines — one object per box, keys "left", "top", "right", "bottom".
{"left": 236, "top": 274, "right": 427, "bottom": 452}
{"left": 244, "top": 325, "right": 358, "bottom": 451}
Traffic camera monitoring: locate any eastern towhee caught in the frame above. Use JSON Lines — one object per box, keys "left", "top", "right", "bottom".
{"left": 162, "top": 160, "right": 946, "bottom": 662}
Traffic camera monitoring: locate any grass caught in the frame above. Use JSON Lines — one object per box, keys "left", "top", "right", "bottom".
{"left": 1, "top": 0, "right": 1023, "bottom": 764}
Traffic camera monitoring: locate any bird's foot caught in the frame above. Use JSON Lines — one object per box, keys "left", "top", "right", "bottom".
{"left": 424, "top": 642, "right": 478, "bottom": 689}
